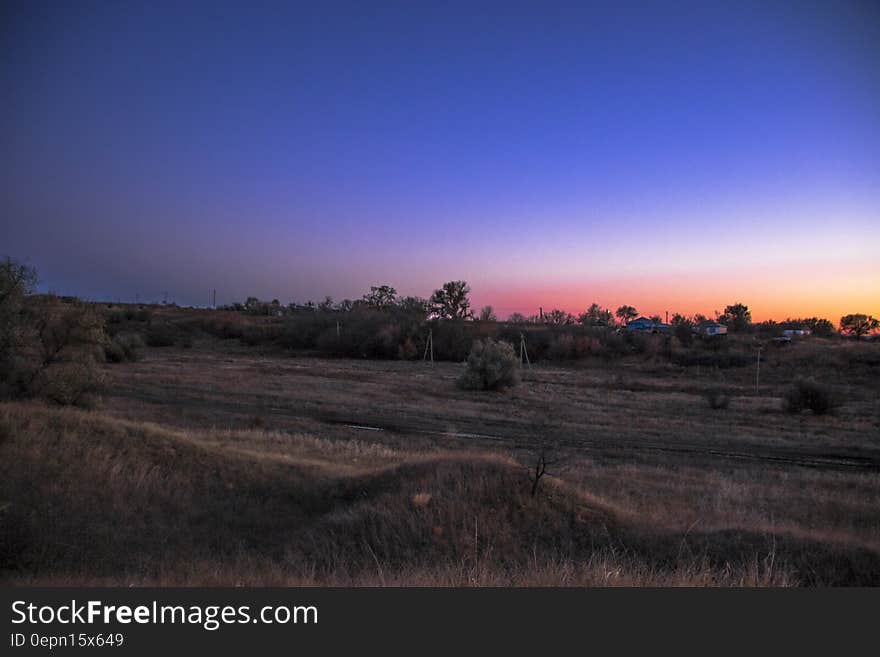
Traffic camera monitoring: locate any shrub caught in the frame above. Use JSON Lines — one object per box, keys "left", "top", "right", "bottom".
{"left": 458, "top": 338, "right": 519, "bottom": 391}
{"left": 703, "top": 387, "right": 730, "bottom": 410}
{"left": 144, "top": 322, "right": 177, "bottom": 347}
{"left": 398, "top": 337, "right": 418, "bottom": 360}
{"left": 104, "top": 334, "right": 144, "bottom": 363}
{"left": 31, "top": 359, "right": 103, "bottom": 407}
{"left": 1, "top": 261, "right": 107, "bottom": 406}
{"left": 239, "top": 324, "right": 280, "bottom": 347}
{"left": 547, "top": 333, "right": 575, "bottom": 360}
{"left": 783, "top": 379, "right": 840, "bottom": 415}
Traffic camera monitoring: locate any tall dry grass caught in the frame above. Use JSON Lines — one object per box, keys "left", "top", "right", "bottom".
{"left": 2, "top": 402, "right": 878, "bottom": 586}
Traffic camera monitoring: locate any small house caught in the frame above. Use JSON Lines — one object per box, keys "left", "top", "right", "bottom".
{"left": 626, "top": 317, "right": 655, "bottom": 332}
{"left": 783, "top": 328, "right": 810, "bottom": 337}
{"left": 626, "top": 317, "right": 671, "bottom": 333}
{"left": 696, "top": 320, "right": 728, "bottom": 336}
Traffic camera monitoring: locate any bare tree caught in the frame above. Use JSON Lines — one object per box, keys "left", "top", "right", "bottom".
{"left": 545, "top": 308, "right": 574, "bottom": 325}
{"left": 478, "top": 305, "right": 497, "bottom": 322}
{"left": 525, "top": 421, "right": 566, "bottom": 497}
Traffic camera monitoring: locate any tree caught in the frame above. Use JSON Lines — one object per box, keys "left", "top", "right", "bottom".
{"left": 719, "top": 303, "right": 752, "bottom": 332}
{"left": 811, "top": 318, "right": 835, "bottom": 338}
{"left": 0, "top": 257, "right": 36, "bottom": 307}
{"left": 1, "top": 259, "right": 38, "bottom": 395}
{"left": 1, "top": 258, "right": 105, "bottom": 404}
{"left": 363, "top": 285, "right": 397, "bottom": 310}
{"left": 478, "top": 305, "right": 497, "bottom": 322}
{"left": 546, "top": 308, "right": 574, "bottom": 325}
{"left": 839, "top": 314, "right": 879, "bottom": 338}
{"left": 779, "top": 316, "right": 835, "bottom": 338}
{"left": 430, "top": 280, "right": 472, "bottom": 320}
{"left": 507, "top": 312, "right": 527, "bottom": 324}
{"left": 670, "top": 313, "right": 694, "bottom": 346}
{"left": 578, "top": 303, "right": 613, "bottom": 326}
{"left": 395, "top": 296, "right": 429, "bottom": 322}
{"left": 615, "top": 305, "right": 638, "bottom": 325}
{"left": 525, "top": 420, "right": 566, "bottom": 497}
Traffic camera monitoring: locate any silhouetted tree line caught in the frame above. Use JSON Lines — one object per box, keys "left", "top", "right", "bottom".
{"left": 2, "top": 257, "right": 877, "bottom": 390}
{"left": 200, "top": 280, "right": 880, "bottom": 364}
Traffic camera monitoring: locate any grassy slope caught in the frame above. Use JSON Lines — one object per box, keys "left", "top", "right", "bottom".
{"left": 2, "top": 402, "right": 878, "bottom": 586}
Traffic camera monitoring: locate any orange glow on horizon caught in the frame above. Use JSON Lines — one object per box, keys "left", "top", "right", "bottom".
{"left": 474, "top": 260, "right": 880, "bottom": 323}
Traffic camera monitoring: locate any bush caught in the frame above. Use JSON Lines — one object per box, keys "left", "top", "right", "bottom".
{"left": 703, "top": 387, "right": 730, "bottom": 410}
{"left": 458, "top": 338, "right": 519, "bottom": 391}
{"left": 31, "top": 359, "right": 103, "bottom": 407}
{"left": 104, "top": 334, "right": 144, "bottom": 363}
{"left": 144, "top": 322, "right": 177, "bottom": 347}
{"left": 547, "top": 333, "right": 575, "bottom": 360}
{"left": 783, "top": 379, "right": 840, "bottom": 415}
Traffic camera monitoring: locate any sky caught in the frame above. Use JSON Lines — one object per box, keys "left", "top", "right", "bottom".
{"left": 2, "top": 0, "right": 878, "bottom": 321}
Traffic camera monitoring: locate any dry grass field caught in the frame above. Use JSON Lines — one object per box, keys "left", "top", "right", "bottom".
{"left": 2, "top": 331, "right": 880, "bottom": 586}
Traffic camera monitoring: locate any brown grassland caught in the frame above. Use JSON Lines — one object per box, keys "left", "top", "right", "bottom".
{"left": 2, "top": 314, "right": 880, "bottom": 586}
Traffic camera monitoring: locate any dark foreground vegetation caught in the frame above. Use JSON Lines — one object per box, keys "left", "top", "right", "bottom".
{"left": 3, "top": 402, "right": 879, "bottom": 586}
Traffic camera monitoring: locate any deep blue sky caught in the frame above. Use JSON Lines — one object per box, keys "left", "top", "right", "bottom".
{"left": 2, "top": 1, "right": 878, "bottom": 318}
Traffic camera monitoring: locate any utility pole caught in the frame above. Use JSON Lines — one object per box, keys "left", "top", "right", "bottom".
{"left": 755, "top": 345, "right": 762, "bottom": 394}
{"left": 665, "top": 310, "right": 669, "bottom": 324}
{"left": 163, "top": 290, "right": 167, "bottom": 305}
{"left": 422, "top": 329, "right": 434, "bottom": 364}
{"left": 520, "top": 333, "right": 531, "bottom": 368}
{"left": 213, "top": 289, "right": 216, "bottom": 309}
{"left": 539, "top": 307, "right": 544, "bottom": 322}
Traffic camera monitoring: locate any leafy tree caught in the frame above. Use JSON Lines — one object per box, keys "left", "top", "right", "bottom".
{"left": 1, "top": 258, "right": 106, "bottom": 404}
{"left": 429, "top": 280, "right": 472, "bottom": 320}
{"left": 615, "top": 305, "right": 638, "bottom": 324}
{"left": 811, "top": 318, "right": 835, "bottom": 338}
{"left": 546, "top": 308, "right": 574, "bottom": 325}
{"left": 839, "top": 314, "right": 879, "bottom": 338}
{"left": 396, "top": 296, "right": 429, "bottom": 321}
{"left": 670, "top": 313, "right": 693, "bottom": 346}
{"left": 363, "top": 285, "right": 397, "bottom": 310}
{"left": 507, "top": 312, "right": 527, "bottom": 324}
{"left": 719, "top": 303, "right": 752, "bottom": 332}
{"left": 579, "top": 303, "right": 613, "bottom": 326}
{"left": 478, "top": 305, "right": 497, "bottom": 322}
